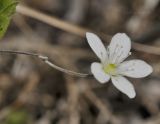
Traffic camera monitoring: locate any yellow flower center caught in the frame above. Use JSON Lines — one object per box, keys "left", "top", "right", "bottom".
{"left": 103, "top": 64, "right": 116, "bottom": 75}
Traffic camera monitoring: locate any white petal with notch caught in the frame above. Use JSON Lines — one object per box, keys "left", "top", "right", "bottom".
{"left": 86, "top": 32, "right": 107, "bottom": 63}
{"left": 111, "top": 76, "right": 136, "bottom": 98}
{"left": 117, "top": 59, "right": 153, "bottom": 78}
{"left": 109, "top": 33, "right": 131, "bottom": 64}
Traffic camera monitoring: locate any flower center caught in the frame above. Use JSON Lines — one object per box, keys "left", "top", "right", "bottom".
{"left": 103, "top": 64, "right": 116, "bottom": 75}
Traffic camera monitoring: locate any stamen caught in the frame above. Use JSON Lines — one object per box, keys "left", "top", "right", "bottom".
{"left": 100, "top": 52, "right": 104, "bottom": 64}
{"left": 108, "top": 46, "right": 111, "bottom": 63}
{"left": 100, "top": 52, "right": 103, "bottom": 58}
{"left": 115, "top": 51, "right": 123, "bottom": 64}
{"left": 113, "top": 45, "right": 123, "bottom": 64}
{"left": 106, "top": 47, "right": 110, "bottom": 59}
{"left": 104, "top": 47, "right": 110, "bottom": 65}
{"left": 115, "top": 50, "right": 132, "bottom": 64}
{"left": 110, "top": 44, "right": 120, "bottom": 63}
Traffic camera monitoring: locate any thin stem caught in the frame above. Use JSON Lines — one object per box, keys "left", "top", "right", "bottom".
{"left": 0, "top": 50, "right": 90, "bottom": 77}
{"left": 44, "top": 60, "right": 88, "bottom": 77}
{"left": 0, "top": 50, "right": 39, "bottom": 56}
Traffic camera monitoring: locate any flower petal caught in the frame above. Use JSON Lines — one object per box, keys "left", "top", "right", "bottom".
{"left": 109, "top": 33, "right": 131, "bottom": 64}
{"left": 91, "top": 62, "right": 110, "bottom": 83}
{"left": 86, "top": 32, "right": 107, "bottom": 62}
{"left": 111, "top": 76, "right": 136, "bottom": 98}
{"left": 117, "top": 60, "right": 153, "bottom": 78}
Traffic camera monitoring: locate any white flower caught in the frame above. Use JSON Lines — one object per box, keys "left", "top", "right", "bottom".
{"left": 86, "top": 32, "right": 153, "bottom": 98}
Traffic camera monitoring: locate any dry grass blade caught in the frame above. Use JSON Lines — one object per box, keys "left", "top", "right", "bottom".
{"left": 16, "top": 4, "right": 160, "bottom": 56}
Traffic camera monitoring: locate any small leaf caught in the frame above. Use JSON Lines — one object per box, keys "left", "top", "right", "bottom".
{"left": 0, "top": 0, "right": 19, "bottom": 16}
{"left": 0, "top": 15, "right": 10, "bottom": 38}
{"left": 0, "top": 0, "right": 19, "bottom": 38}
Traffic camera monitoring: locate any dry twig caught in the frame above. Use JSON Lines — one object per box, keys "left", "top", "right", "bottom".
{"left": 16, "top": 4, "right": 160, "bottom": 56}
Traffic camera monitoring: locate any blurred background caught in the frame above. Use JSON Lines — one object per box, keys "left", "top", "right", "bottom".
{"left": 0, "top": 0, "right": 160, "bottom": 124}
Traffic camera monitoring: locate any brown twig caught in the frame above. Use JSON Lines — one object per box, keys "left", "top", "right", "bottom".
{"left": 66, "top": 76, "right": 80, "bottom": 124}
{"left": 16, "top": 4, "right": 160, "bottom": 56}
{"left": 16, "top": 4, "right": 90, "bottom": 37}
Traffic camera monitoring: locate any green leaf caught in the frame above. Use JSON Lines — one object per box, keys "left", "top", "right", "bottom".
{"left": 0, "top": 15, "right": 10, "bottom": 38}
{"left": 0, "top": 0, "right": 19, "bottom": 38}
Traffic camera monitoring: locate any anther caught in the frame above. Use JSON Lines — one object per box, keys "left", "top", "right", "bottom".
{"left": 115, "top": 51, "right": 124, "bottom": 64}
{"left": 111, "top": 44, "right": 120, "bottom": 62}
{"left": 100, "top": 52, "right": 103, "bottom": 57}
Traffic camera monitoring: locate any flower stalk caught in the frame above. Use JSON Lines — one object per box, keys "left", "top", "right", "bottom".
{"left": 0, "top": 50, "right": 89, "bottom": 77}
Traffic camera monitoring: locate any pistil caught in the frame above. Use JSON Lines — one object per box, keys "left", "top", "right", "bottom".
{"left": 103, "top": 64, "right": 116, "bottom": 75}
